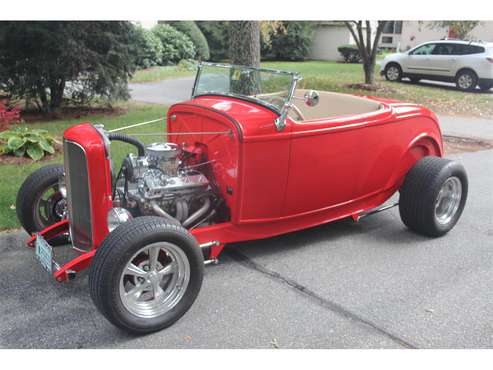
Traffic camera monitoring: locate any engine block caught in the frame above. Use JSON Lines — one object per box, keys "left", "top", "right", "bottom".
{"left": 115, "top": 142, "right": 212, "bottom": 226}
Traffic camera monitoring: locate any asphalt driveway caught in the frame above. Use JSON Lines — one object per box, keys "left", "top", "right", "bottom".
{"left": 1, "top": 148, "right": 492, "bottom": 348}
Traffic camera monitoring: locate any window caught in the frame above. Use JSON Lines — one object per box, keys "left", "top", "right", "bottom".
{"left": 394, "top": 21, "right": 403, "bottom": 34}
{"left": 382, "top": 21, "right": 403, "bottom": 35}
{"left": 432, "top": 44, "right": 454, "bottom": 55}
{"left": 381, "top": 36, "right": 393, "bottom": 44}
{"left": 451, "top": 44, "right": 485, "bottom": 55}
{"left": 410, "top": 44, "right": 436, "bottom": 55}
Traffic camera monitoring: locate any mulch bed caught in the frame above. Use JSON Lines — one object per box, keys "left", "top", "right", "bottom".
{"left": 0, "top": 141, "right": 62, "bottom": 165}
{"left": 344, "top": 83, "right": 398, "bottom": 94}
{"left": 20, "top": 106, "right": 127, "bottom": 123}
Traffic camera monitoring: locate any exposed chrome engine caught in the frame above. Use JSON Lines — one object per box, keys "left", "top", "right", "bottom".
{"left": 114, "top": 142, "right": 215, "bottom": 228}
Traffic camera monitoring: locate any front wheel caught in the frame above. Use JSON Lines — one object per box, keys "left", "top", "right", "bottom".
{"left": 16, "top": 164, "right": 68, "bottom": 245}
{"left": 89, "top": 216, "right": 204, "bottom": 334}
{"left": 384, "top": 64, "right": 402, "bottom": 82}
{"left": 399, "top": 157, "right": 468, "bottom": 237}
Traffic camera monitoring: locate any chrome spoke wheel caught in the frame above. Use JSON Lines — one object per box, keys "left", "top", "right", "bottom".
{"left": 119, "top": 242, "right": 190, "bottom": 318}
{"left": 434, "top": 176, "right": 462, "bottom": 225}
{"left": 33, "top": 184, "right": 66, "bottom": 228}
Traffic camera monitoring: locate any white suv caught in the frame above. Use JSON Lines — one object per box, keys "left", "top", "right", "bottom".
{"left": 380, "top": 40, "right": 493, "bottom": 91}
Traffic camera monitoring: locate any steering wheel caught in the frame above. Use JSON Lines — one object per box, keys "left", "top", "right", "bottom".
{"left": 290, "top": 104, "right": 305, "bottom": 121}
{"left": 266, "top": 96, "right": 305, "bottom": 121}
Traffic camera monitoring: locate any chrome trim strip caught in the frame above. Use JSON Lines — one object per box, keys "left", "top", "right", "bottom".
{"left": 63, "top": 139, "right": 93, "bottom": 250}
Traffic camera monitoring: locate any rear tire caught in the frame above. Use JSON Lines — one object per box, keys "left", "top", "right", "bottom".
{"left": 455, "top": 70, "right": 478, "bottom": 91}
{"left": 16, "top": 164, "right": 68, "bottom": 245}
{"left": 399, "top": 157, "right": 468, "bottom": 237}
{"left": 89, "top": 216, "right": 204, "bottom": 335}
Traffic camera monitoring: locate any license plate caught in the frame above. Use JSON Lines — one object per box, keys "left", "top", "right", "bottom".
{"left": 35, "top": 235, "right": 53, "bottom": 273}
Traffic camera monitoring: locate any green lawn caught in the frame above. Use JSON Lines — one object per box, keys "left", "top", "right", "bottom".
{"left": 0, "top": 103, "right": 168, "bottom": 230}
{"left": 262, "top": 61, "right": 493, "bottom": 118}
{"left": 131, "top": 66, "right": 195, "bottom": 83}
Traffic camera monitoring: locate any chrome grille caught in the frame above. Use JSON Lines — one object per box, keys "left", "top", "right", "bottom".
{"left": 63, "top": 139, "right": 93, "bottom": 250}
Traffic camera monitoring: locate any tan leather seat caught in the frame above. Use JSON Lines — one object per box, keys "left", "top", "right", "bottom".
{"left": 291, "top": 89, "right": 383, "bottom": 121}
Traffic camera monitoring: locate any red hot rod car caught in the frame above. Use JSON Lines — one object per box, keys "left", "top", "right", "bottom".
{"left": 17, "top": 62, "right": 468, "bottom": 334}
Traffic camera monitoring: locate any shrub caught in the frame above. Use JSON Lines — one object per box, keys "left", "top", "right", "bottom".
{"left": 269, "top": 22, "right": 314, "bottom": 60}
{"left": 152, "top": 24, "right": 196, "bottom": 65}
{"left": 165, "top": 21, "right": 210, "bottom": 60}
{"left": 337, "top": 45, "right": 362, "bottom": 63}
{"left": 196, "top": 21, "right": 230, "bottom": 61}
{"left": 133, "top": 25, "right": 164, "bottom": 68}
{"left": 0, "top": 21, "right": 136, "bottom": 113}
{"left": 0, "top": 127, "right": 55, "bottom": 161}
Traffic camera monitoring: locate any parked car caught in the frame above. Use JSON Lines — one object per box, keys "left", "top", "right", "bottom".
{"left": 380, "top": 40, "right": 493, "bottom": 91}
{"left": 17, "top": 62, "right": 468, "bottom": 334}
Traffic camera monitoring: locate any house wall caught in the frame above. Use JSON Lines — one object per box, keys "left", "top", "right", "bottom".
{"left": 309, "top": 23, "right": 377, "bottom": 61}
{"left": 309, "top": 24, "right": 351, "bottom": 61}
{"left": 399, "top": 21, "right": 493, "bottom": 51}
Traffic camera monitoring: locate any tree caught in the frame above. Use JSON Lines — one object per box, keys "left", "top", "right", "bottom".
{"left": 0, "top": 21, "right": 137, "bottom": 113}
{"left": 133, "top": 25, "right": 164, "bottom": 68}
{"left": 196, "top": 21, "right": 230, "bottom": 61}
{"left": 268, "top": 21, "right": 313, "bottom": 60}
{"left": 164, "top": 21, "right": 210, "bottom": 60}
{"left": 229, "top": 21, "right": 261, "bottom": 67}
{"left": 152, "top": 24, "right": 196, "bottom": 65}
{"left": 228, "top": 22, "right": 261, "bottom": 96}
{"left": 344, "top": 21, "right": 387, "bottom": 85}
{"left": 428, "top": 21, "right": 481, "bottom": 39}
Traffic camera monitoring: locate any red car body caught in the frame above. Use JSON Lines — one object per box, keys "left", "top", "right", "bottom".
{"left": 30, "top": 94, "right": 443, "bottom": 282}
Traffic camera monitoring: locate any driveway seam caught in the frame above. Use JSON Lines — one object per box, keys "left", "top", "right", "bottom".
{"left": 226, "top": 249, "right": 418, "bottom": 349}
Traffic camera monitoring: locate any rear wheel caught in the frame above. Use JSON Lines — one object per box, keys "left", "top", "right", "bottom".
{"left": 455, "top": 70, "right": 478, "bottom": 91}
{"left": 16, "top": 164, "right": 68, "bottom": 245}
{"left": 89, "top": 216, "right": 204, "bottom": 334}
{"left": 399, "top": 157, "right": 468, "bottom": 237}
{"left": 384, "top": 63, "right": 402, "bottom": 82}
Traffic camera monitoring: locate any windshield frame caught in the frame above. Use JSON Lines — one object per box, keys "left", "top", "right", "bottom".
{"left": 191, "top": 62, "right": 302, "bottom": 117}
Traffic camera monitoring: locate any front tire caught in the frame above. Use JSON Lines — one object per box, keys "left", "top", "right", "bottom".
{"left": 89, "top": 216, "right": 204, "bottom": 335}
{"left": 384, "top": 63, "right": 402, "bottom": 82}
{"left": 399, "top": 157, "right": 468, "bottom": 237}
{"left": 16, "top": 164, "right": 68, "bottom": 245}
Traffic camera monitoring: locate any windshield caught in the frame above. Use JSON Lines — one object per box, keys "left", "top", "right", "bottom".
{"left": 192, "top": 63, "right": 300, "bottom": 113}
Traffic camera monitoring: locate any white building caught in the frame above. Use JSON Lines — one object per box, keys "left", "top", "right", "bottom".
{"left": 380, "top": 21, "right": 493, "bottom": 51}
{"left": 309, "top": 21, "right": 493, "bottom": 61}
{"left": 309, "top": 21, "right": 376, "bottom": 61}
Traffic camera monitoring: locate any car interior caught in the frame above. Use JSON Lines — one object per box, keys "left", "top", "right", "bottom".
{"left": 289, "top": 89, "right": 384, "bottom": 121}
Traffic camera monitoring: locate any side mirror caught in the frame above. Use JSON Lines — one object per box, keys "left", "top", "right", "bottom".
{"left": 304, "top": 90, "right": 320, "bottom": 107}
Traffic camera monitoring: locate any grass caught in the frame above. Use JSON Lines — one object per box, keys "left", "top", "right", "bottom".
{"left": 131, "top": 66, "right": 195, "bottom": 83}
{"left": 262, "top": 61, "right": 493, "bottom": 118}
{"left": 0, "top": 102, "right": 168, "bottom": 230}
{"left": 131, "top": 60, "right": 493, "bottom": 118}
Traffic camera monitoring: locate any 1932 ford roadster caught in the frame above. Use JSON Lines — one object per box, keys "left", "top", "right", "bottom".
{"left": 17, "top": 62, "right": 468, "bottom": 334}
